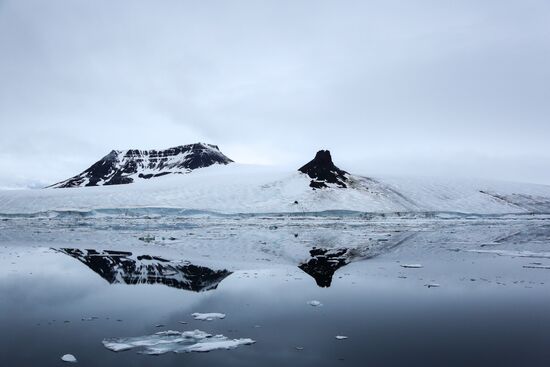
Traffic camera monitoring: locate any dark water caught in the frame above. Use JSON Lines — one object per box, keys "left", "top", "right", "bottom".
{"left": 1, "top": 243, "right": 550, "bottom": 367}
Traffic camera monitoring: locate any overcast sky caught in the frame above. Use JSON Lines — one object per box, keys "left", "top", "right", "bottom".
{"left": 0, "top": 0, "right": 549, "bottom": 188}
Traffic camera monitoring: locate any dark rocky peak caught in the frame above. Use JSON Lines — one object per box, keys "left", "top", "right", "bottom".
{"left": 49, "top": 142, "right": 233, "bottom": 188}
{"left": 298, "top": 150, "right": 348, "bottom": 189}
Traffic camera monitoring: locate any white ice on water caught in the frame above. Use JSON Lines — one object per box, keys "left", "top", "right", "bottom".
{"left": 192, "top": 312, "right": 226, "bottom": 321}
{"left": 61, "top": 354, "right": 77, "bottom": 363}
{"left": 335, "top": 335, "right": 348, "bottom": 340}
{"left": 467, "top": 249, "right": 550, "bottom": 259}
{"left": 400, "top": 264, "right": 423, "bottom": 268}
{"left": 102, "top": 330, "right": 255, "bottom": 355}
{"left": 307, "top": 300, "right": 323, "bottom": 307}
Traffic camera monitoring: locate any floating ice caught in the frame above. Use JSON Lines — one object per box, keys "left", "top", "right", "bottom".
{"left": 425, "top": 283, "right": 440, "bottom": 288}
{"left": 468, "top": 249, "right": 550, "bottom": 259}
{"left": 335, "top": 335, "right": 348, "bottom": 340}
{"left": 61, "top": 354, "right": 77, "bottom": 363}
{"left": 400, "top": 264, "right": 423, "bottom": 268}
{"left": 81, "top": 316, "right": 98, "bottom": 321}
{"left": 523, "top": 265, "right": 550, "bottom": 270}
{"left": 192, "top": 312, "right": 226, "bottom": 321}
{"left": 102, "top": 330, "right": 255, "bottom": 355}
{"left": 307, "top": 300, "right": 323, "bottom": 307}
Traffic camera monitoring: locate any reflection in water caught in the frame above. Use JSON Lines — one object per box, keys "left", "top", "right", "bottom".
{"left": 56, "top": 248, "right": 232, "bottom": 292}
{"left": 299, "top": 248, "right": 350, "bottom": 287}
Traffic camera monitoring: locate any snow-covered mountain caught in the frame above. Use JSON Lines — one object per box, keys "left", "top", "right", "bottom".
{"left": 50, "top": 143, "right": 233, "bottom": 188}
{"left": 1, "top": 150, "right": 550, "bottom": 216}
{"left": 56, "top": 248, "right": 232, "bottom": 292}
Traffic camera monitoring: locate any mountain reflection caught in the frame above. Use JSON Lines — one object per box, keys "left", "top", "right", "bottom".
{"left": 299, "top": 248, "right": 350, "bottom": 287}
{"left": 56, "top": 248, "right": 232, "bottom": 292}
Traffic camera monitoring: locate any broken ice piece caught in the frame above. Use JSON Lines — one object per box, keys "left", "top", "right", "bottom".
{"left": 81, "top": 316, "right": 98, "bottom": 321}
{"left": 335, "top": 335, "right": 348, "bottom": 340}
{"left": 425, "top": 283, "right": 440, "bottom": 288}
{"left": 295, "top": 346, "right": 304, "bottom": 351}
{"left": 192, "top": 312, "right": 226, "bottom": 321}
{"left": 61, "top": 354, "right": 77, "bottom": 363}
{"left": 103, "top": 329, "right": 255, "bottom": 355}
{"left": 400, "top": 264, "right": 423, "bottom": 268}
{"left": 307, "top": 300, "right": 323, "bottom": 307}
{"left": 179, "top": 321, "right": 188, "bottom": 324}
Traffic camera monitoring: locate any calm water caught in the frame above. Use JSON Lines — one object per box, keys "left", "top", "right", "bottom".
{"left": 1, "top": 235, "right": 550, "bottom": 367}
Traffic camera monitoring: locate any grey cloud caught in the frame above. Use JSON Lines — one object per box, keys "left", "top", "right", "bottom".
{"left": 0, "top": 0, "right": 549, "bottom": 187}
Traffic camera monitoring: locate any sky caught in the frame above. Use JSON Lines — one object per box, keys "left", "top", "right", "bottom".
{"left": 0, "top": 0, "right": 549, "bottom": 188}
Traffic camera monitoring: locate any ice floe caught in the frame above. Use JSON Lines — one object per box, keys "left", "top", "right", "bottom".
{"left": 102, "top": 330, "right": 255, "bottom": 355}
{"left": 192, "top": 312, "right": 226, "bottom": 321}
{"left": 81, "top": 316, "right": 98, "bottom": 321}
{"left": 307, "top": 300, "right": 323, "bottom": 307}
{"left": 61, "top": 354, "right": 77, "bottom": 363}
{"left": 467, "top": 249, "right": 550, "bottom": 259}
{"left": 335, "top": 335, "right": 348, "bottom": 340}
{"left": 523, "top": 265, "right": 550, "bottom": 270}
{"left": 400, "top": 264, "right": 423, "bottom": 268}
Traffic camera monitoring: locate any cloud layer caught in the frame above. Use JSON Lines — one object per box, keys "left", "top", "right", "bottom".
{"left": 1, "top": 0, "right": 549, "bottom": 187}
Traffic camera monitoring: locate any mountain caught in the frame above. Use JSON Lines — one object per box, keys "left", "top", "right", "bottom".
{"left": 49, "top": 143, "right": 233, "bottom": 188}
{"left": 298, "top": 150, "right": 349, "bottom": 189}
{"left": 2, "top": 149, "right": 550, "bottom": 215}
{"left": 56, "top": 248, "right": 232, "bottom": 292}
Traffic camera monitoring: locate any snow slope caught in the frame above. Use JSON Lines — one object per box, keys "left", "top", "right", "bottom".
{"left": 1, "top": 164, "right": 550, "bottom": 215}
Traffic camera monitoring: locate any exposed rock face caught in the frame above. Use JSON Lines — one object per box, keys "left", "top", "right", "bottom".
{"left": 298, "top": 150, "right": 348, "bottom": 189}
{"left": 56, "top": 248, "right": 232, "bottom": 292}
{"left": 50, "top": 143, "right": 233, "bottom": 188}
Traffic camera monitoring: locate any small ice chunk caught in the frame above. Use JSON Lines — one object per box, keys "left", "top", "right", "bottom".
{"left": 307, "top": 300, "right": 323, "bottom": 307}
{"left": 425, "top": 283, "right": 440, "bottom": 288}
{"left": 400, "top": 264, "right": 423, "bottom": 268}
{"left": 81, "top": 316, "right": 98, "bottom": 321}
{"left": 192, "top": 312, "right": 226, "bottom": 321}
{"left": 102, "top": 329, "right": 255, "bottom": 355}
{"left": 335, "top": 335, "right": 348, "bottom": 340}
{"left": 61, "top": 354, "right": 77, "bottom": 363}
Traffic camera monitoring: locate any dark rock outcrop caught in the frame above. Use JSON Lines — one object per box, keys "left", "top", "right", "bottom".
{"left": 298, "top": 150, "right": 348, "bottom": 189}
{"left": 49, "top": 143, "right": 233, "bottom": 188}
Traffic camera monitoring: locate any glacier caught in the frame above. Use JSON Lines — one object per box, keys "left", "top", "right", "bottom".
{"left": 1, "top": 164, "right": 550, "bottom": 216}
